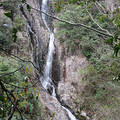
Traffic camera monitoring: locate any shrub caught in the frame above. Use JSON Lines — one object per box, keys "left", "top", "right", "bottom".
{"left": 0, "top": 31, "right": 11, "bottom": 50}
{"left": 0, "top": 15, "right": 13, "bottom": 51}
{"left": 0, "top": 56, "right": 47, "bottom": 120}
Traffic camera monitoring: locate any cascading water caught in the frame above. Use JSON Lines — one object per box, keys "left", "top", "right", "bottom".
{"left": 41, "top": 0, "right": 56, "bottom": 98}
{"left": 41, "top": 0, "right": 77, "bottom": 120}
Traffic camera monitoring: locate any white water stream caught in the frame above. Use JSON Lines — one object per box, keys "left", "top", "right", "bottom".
{"left": 41, "top": 0, "right": 77, "bottom": 120}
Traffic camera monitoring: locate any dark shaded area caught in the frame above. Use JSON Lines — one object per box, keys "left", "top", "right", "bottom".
{"left": 52, "top": 50, "right": 60, "bottom": 87}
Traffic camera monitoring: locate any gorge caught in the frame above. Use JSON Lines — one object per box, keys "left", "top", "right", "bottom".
{"left": 41, "top": 0, "right": 78, "bottom": 119}
{"left": 23, "top": 0, "right": 89, "bottom": 119}
{"left": 24, "top": 0, "right": 120, "bottom": 119}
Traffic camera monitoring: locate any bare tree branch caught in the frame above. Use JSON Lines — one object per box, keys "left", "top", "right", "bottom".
{"left": 23, "top": 2, "right": 120, "bottom": 40}
{"left": 85, "top": 1, "right": 112, "bottom": 35}
{"left": 6, "top": 92, "right": 24, "bottom": 120}
{"left": 95, "top": 1, "right": 106, "bottom": 15}
{"left": 10, "top": 53, "right": 42, "bottom": 74}
{"left": 2, "top": 80, "right": 39, "bottom": 89}
{"left": 8, "top": 100, "right": 19, "bottom": 120}
{"left": 0, "top": 48, "right": 43, "bottom": 75}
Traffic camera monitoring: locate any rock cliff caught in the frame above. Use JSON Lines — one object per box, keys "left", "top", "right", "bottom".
{"left": 105, "top": 0, "right": 120, "bottom": 12}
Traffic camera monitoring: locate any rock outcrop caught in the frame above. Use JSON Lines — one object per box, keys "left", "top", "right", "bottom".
{"left": 55, "top": 37, "right": 89, "bottom": 119}
{"left": 38, "top": 85, "right": 69, "bottom": 120}
{"left": 105, "top": 0, "right": 120, "bottom": 12}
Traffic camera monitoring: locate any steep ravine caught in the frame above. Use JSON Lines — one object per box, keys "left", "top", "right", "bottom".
{"left": 40, "top": 0, "right": 79, "bottom": 119}
{"left": 22, "top": 0, "right": 69, "bottom": 119}
{"left": 23, "top": 0, "right": 90, "bottom": 120}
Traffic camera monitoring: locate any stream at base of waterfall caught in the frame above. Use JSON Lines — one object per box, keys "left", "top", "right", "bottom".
{"left": 41, "top": 0, "right": 77, "bottom": 120}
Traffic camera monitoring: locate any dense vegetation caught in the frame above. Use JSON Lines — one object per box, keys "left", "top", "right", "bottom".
{"left": 0, "top": 56, "right": 47, "bottom": 120}
{"left": 55, "top": 3, "right": 120, "bottom": 120}
{"left": 0, "top": 0, "right": 47, "bottom": 120}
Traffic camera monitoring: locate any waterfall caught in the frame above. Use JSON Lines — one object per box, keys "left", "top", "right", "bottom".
{"left": 41, "top": 0, "right": 56, "bottom": 98}
{"left": 41, "top": 0, "right": 77, "bottom": 120}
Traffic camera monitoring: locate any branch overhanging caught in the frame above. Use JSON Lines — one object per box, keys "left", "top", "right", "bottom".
{"left": 24, "top": 2, "right": 120, "bottom": 40}
{"left": 3, "top": 80, "right": 39, "bottom": 89}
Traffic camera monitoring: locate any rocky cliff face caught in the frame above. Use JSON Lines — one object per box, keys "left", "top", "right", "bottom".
{"left": 54, "top": 36, "right": 89, "bottom": 119}
{"left": 23, "top": 0, "right": 49, "bottom": 74}
{"left": 105, "top": 0, "right": 120, "bottom": 12}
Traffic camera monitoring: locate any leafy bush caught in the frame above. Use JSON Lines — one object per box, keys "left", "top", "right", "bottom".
{"left": 0, "top": 11, "right": 25, "bottom": 51}
{"left": 80, "top": 54, "right": 120, "bottom": 119}
{"left": 0, "top": 56, "right": 47, "bottom": 120}
{"left": 0, "top": 31, "right": 11, "bottom": 50}
{"left": 0, "top": 14, "right": 13, "bottom": 51}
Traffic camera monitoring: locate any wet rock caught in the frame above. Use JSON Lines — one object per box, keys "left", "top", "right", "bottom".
{"left": 47, "top": 84, "right": 53, "bottom": 95}
{"left": 105, "top": 0, "right": 120, "bottom": 12}
{"left": 38, "top": 85, "right": 69, "bottom": 120}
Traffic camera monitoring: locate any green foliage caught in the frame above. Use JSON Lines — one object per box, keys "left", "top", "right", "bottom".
{"left": 4, "top": 11, "right": 13, "bottom": 21}
{"left": 0, "top": 56, "right": 47, "bottom": 120}
{"left": 0, "top": 31, "right": 10, "bottom": 50}
{"left": 51, "top": 0, "right": 100, "bottom": 13}
{"left": 0, "top": 8, "right": 25, "bottom": 50}
{"left": 22, "top": 0, "right": 26, "bottom": 3}
{"left": 0, "top": 57, "right": 22, "bottom": 118}
{"left": 0, "top": 59, "right": 22, "bottom": 84}
{"left": 0, "top": 95, "right": 5, "bottom": 102}
{"left": 20, "top": 6, "right": 24, "bottom": 12}
{"left": 55, "top": 4, "right": 116, "bottom": 57}
{"left": 111, "top": 8, "right": 120, "bottom": 28}
{"left": 0, "top": 13, "right": 15, "bottom": 51}
{"left": 12, "top": 28, "right": 18, "bottom": 42}
{"left": 80, "top": 55, "right": 120, "bottom": 119}
{"left": 14, "top": 15, "right": 25, "bottom": 31}
{"left": 26, "top": 4, "right": 31, "bottom": 12}
{"left": 1, "top": 0, "right": 25, "bottom": 43}
{"left": 106, "top": 8, "right": 120, "bottom": 55}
